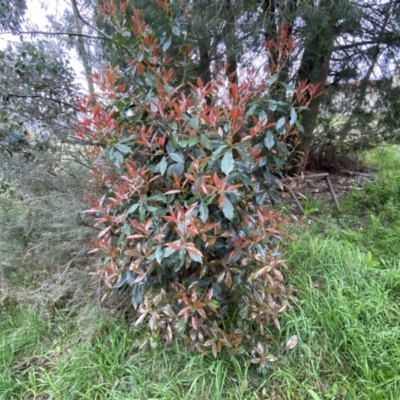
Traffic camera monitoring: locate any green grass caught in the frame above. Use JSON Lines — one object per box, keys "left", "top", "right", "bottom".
{"left": 2, "top": 236, "right": 399, "bottom": 399}
{"left": 323, "top": 146, "right": 400, "bottom": 262}
{"left": 0, "top": 306, "right": 254, "bottom": 399}
{"left": 1, "top": 146, "right": 400, "bottom": 399}
{"left": 270, "top": 237, "right": 400, "bottom": 399}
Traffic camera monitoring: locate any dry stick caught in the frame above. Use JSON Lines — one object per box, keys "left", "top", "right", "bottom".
{"left": 287, "top": 187, "right": 304, "bottom": 214}
{"left": 58, "top": 244, "right": 90, "bottom": 281}
{"left": 280, "top": 173, "right": 329, "bottom": 182}
{"left": 304, "top": 173, "right": 329, "bottom": 180}
{"left": 282, "top": 172, "right": 342, "bottom": 212}
{"left": 1, "top": 30, "right": 103, "bottom": 39}
{"left": 326, "top": 176, "right": 341, "bottom": 212}
{"left": 111, "top": 293, "right": 131, "bottom": 314}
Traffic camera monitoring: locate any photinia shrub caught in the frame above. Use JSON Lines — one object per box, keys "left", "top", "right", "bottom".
{"left": 79, "top": 9, "right": 314, "bottom": 356}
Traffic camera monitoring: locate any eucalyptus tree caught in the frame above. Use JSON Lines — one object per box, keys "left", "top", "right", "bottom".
{"left": 0, "top": 0, "right": 27, "bottom": 32}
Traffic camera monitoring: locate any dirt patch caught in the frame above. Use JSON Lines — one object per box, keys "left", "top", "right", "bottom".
{"left": 317, "top": 172, "right": 374, "bottom": 198}
{"left": 284, "top": 170, "right": 375, "bottom": 213}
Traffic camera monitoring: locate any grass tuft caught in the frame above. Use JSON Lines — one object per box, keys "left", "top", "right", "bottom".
{"left": 1, "top": 146, "right": 400, "bottom": 399}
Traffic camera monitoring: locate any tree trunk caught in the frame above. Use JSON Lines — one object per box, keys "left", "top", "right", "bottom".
{"left": 291, "top": 2, "right": 337, "bottom": 174}
{"left": 198, "top": 38, "right": 212, "bottom": 85}
{"left": 70, "top": 0, "right": 95, "bottom": 96}
{"left": 262, "top": 0, "right": 277, "bottom": 69}
{"left": 224, "top": 0, "right": 237, "bottom": 85}
{"left": 292, "top": 50, "right": 332, "bottom": 174}
{"left": 198, "top": 37, "right": 213, "bottom": 106}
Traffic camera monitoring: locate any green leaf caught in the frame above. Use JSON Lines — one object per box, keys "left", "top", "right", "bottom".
{"left": 131, "top": 282, "right": 146, "bottom": 310}
{"left": 276, "top": 117, "right": 285, "bottom": 131}
{"left": 114, "top": 143, "right": 131, "bottom": 154}
{"left": 123, "top": 223, "right": 131, "bottom": 235}
{"left": 255, "top": 191, "right": 268, "bottom": 205}
{"left": 149, "top": 206, "right": 168, "bottom": 218}
{"left": 117, "top": 232, "right": 125, "bottom": 246}
{"left": 208, "top": 299, "right": 220, "bottom": 309}
{"left": 155, "top": 246, "right": 163, "bottom": 264}
{"left": 179, "top": 138, "right": 188, "bottom": 148}
{"left": 264, "top": 130, "right": 275, "bottom": 150}
{"left": 199, "top": 202, "right": 209, "bottom": 223}
{"left": 236, "top": 147, "right": 253, "bottom": 164}
{"left": 127, "top": 203, "right": 140, "bottom": 214}
{"left": 163, "top": 38, "right": 171, "bottom": 52}
{"left": 221, "top": 151, "right": 234, "bottom": 175}
{"left": 210, "top": 145, "right": 227, "bottom": 162}
{"left": 118, "top": 136, "right": 136, "bottom": 143}
{"left": 307, "top": 389, "right": 322, "bottom": 400}
{"left": 114, "top": 151, "right": 123, "bottom": 168}
{"left": 295, "top": 119, "right": 304, "bottom": 132}
{"left": 289, "top": 107, "right": 297, "bottom": 126}
{"left": 167, "top": 162, "right": 184, "bottom": 177}
{"left": 201, "top": 134, "right": 213, "bottom": 150}
{"left": 273, "top": 155, "right": 284, "bottom": 168}
{"left": 189, "top": 117, "right": 199, "bottom": 130}
{"left": 268, "top": 74, "right": 278, "bottom": 85}
{"left": 163, "top": 246, "right": 177, "bottom": 258}
{"left": 268, "top": 101, "right": 277, "bottom": 112}
{"left": 222, "top": 195, "right": 234, "bottom": 220}
{"left": 126, "top": 270, "right": 135, "bottom": 286}
{"left": 246, "top": 104, "right": 257, "bottom": 116}
{"left": 159, "top": 156, "right": 168, "bottom": 175}
{"left": 281, "top": 82, "right": 295, "bottom": 91}
{"left": 188, "top": 135, "right": 200, "bottom": 146}
{"left": 115, "top": 270, "right": 129, "bottom": 288}
{"left": 145, "top": 71, "right": 155, "bottom": 85}
{"left": 148, "top": 194, "right": 167, "bottom": 203}
{"left": 175, "top": 249, "right": 186, "bottom": 271}
{"left": 174, "top": 317, "right": 186, "bottom": 334}
{"left": 172, "top": 25, "right": 180, "bottom": 36}
{"left": 150, "top": 101, "right": 158, "bottom": 113}
{"left": 171, "top": 130, "right": 178, "bottom": 149}
{"left": 169, "top": 153, "right": 184, "bottom": 164}
{"left": 188, "top": 251, "right": 202, "bottom": 263}
{"left": 259, "top": 110, "right": 268, "bottom": 124}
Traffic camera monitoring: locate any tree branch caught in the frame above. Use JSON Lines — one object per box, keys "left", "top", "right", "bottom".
{"left": 70, "top": 0, "right": 112, "bottom": 40}
{"left": 5, "top": 94, "right": 79, "bottom": 111}
{"left": 334, "top": 40, "right": 376, "bottom": 51}
{"left": 69, "top": 0, "right": 134, "bottom": 57}
{"left": 0, "top": 143, "right": 13, "bottom": 158}
{"left": 1, "top": 30, "right": 104, "bottom": 40}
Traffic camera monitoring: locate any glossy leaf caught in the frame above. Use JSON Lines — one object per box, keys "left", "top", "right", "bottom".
{"left": 222, "top": 195, "right": 234, "bottom": 220}
{"left": 221, "top": 151, "right": 234, "bottom": 175}
{"left": 159, "top": 156, "right": 168, "bottom": 175}
{"left": 264, "top": 131, "right": 275, "bottom": 150}
{"left": 289, "top": 107, "right": 297, "bottom": 126}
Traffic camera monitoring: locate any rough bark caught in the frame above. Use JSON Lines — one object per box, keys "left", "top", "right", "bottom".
{"left": 198, "top": 38, "right": 212, "bottom": 85}
{"left": 291, "top": 1, "right": 337, "bottom": 174}
{"left": 293, "top": 48, "right": 333, "bottom": 174}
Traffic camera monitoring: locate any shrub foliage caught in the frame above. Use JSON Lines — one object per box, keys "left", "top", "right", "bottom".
{"left": 79, "top": 10, "right": 316, "bottom": 355}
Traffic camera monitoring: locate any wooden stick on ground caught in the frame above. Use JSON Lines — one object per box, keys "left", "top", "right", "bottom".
{"left": 326, "top": 176, "right": 340, "bottom": 212}
{"left": 287, "top": 187, "right": 304, "bottom": 214}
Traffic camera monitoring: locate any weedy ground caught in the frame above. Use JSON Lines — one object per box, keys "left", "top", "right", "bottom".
{"left": 1, "top": 146, "right": 400, "bottom": 400}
